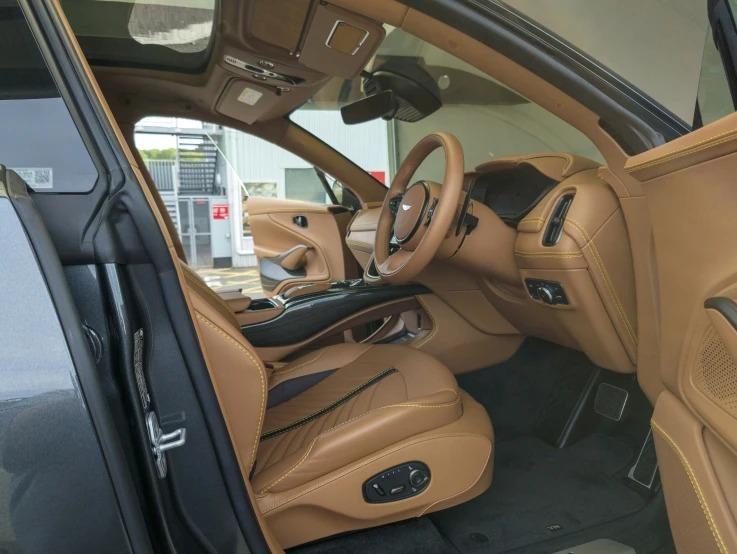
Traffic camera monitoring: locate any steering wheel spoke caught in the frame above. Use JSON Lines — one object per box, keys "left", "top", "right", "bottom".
{"left": 372, "top": 132, "right": 464, "bottom": 284}
{"left": 388, "top": 193, "right": 404, "bottom": 216}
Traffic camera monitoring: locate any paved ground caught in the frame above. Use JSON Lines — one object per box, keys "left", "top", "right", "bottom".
{"left": 196, "top": 267, "right": 266, "bottom": 298}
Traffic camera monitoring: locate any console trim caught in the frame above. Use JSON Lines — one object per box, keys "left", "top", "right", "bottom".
{"left": 241, "top": 283, "right": 430, "bottom": 347}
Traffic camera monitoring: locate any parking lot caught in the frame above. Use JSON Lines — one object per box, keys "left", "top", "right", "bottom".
{"left": 196, "top": 267, "right": 265, "bottom": 299}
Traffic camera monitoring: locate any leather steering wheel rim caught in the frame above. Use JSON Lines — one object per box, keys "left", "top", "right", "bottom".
{"left": 373, "top": 132, "right": 464, "bottom": 284}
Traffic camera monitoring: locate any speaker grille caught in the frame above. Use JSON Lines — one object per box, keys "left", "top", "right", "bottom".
{"left": 693, "top": 326, "right": 737, "bottom": 416}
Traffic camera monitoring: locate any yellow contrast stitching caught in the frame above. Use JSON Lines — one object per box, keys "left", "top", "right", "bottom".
{"left": 625, "top": 127, "right": 737, "bottom": 171}
{"left": 413, "top": 295, "right": 436, "bottom": 349}
{"left": 195, "top": 313, "right": 265, "bottom": 472}
{"left": 345, "top": 239, "right": 373, "bottom": 249}
{"left": 184, "top": 271, "right": 236, "bottom": 319}
{"left": 565, "top": 219, "right": 637, "bottom": 346}
{"left": 515, "top": 250, "right": 581, "bottom": 255}
{"left": 248, "top": 208, "right": 327, "bottom": 215}
{"left": 514, "top": 250, "right": 582, "bottom": 259}
{"left": 651, "top": 420, "right": 728, "bottom": 554}
{"left": 626, "top": 134, "right": 737, "bottom": 173}
{"left": 262, "top": 368, "right": 397, "bottom": 438}
{"left": 257, "top": 395, "right": 462, "bottom": 495}
{"left": 326, "top": 395, "right": 462, "bottom": 437}
{"left": 570, "top": 218, "right": 637, "bottom": 345}
{"left": 259, "top": 431, "right": 488, "bottom": 509}
{"left": 257, "top": 440, "right": 317, "bottom": 494}
{"left": 272, "top": 349, "right": 326, "bottom": 376}
{"left": 564, "top": 219, "right": 638, "bottom": 347}
{"left": 420, "top": 441, "right": 493, "bottom": 516}
{"left": 519, "top": 217, "right": 545, "bottom": 223}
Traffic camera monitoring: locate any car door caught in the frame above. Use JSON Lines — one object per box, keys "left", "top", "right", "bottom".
{"left": 617, "top": 3, "right": 737, "bottom": 550}
{"left": 247, "top": 194, "right": 356, "bottom": 296}
{"left": 0, "top": 4, "right": 151, "bottom": 551}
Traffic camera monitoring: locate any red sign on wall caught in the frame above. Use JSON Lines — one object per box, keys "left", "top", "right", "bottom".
{"left": 212, "top": 204, "right": 229, "bottom": 220}
{"left": 369, "top": 171, "right": 386, "bottom": 184}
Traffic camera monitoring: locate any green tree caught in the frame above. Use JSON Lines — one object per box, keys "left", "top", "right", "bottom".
{"left": 139, "top": 148, "right": 176, "bottom": 160}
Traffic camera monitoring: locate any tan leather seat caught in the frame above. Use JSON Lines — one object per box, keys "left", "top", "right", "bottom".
{"left": 180, "top": 262, "right": 494, "bottom": 548}
{"left": 254, "top": 342, "right": 462, "bottom": 494}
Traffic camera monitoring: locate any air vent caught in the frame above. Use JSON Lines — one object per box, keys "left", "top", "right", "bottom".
{"left": 542, "top": 194, "right": 575, "bottom": 246}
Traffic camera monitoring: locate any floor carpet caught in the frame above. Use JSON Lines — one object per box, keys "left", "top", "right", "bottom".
{"left": 431, "top": 434, "right": 647, "bottom": 553}
{"left": 289, "top": 516, "right": 455, "bottom": 554}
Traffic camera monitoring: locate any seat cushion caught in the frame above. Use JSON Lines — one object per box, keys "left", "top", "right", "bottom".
{"left": 252, "top": 343, "right": 461, "bottom": 495}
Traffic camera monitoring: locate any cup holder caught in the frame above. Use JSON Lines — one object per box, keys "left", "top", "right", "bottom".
{"left": 248, "top": 298, "right": 278, "bottom": 311}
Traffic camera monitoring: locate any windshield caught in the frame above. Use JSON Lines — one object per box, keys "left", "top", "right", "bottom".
{"left": 291, "top": 26, "right": 603, "bottom": 185}
{"left": 499, "top": 0, "right": 711, "bottom": 125}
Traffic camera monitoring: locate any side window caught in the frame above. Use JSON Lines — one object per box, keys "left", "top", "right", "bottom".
{"left": 696, "top": 1, "right": 737, "bottom": 127}
{"left": 134, "top": 117, "right": 341, "bottom": 272}
{"left": 696, "top": 23, "right": 734, "bottom": 127}
{"left": 0, "top": 5, "right": 98, "bottom": 192}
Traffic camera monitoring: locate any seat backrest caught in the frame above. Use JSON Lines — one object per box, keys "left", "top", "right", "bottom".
{"left": 181, "top": 261, "right": 268, "bottom": 479}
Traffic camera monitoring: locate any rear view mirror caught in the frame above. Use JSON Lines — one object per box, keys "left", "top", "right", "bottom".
{"left": 341, "top": 90, "right": 396, "bottom": 125}
{"left": 340, "top": 60, "right": 442, "bottom": 125}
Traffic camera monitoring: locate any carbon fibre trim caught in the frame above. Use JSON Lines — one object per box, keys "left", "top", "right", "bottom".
{"left": 241, "top": 284, "right": 429, "bottom": 347}
{"left": 260, "top": 368, "right": 398, "bottom": 441}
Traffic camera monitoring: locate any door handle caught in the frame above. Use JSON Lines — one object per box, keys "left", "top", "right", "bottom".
{"left": 276, "top": 244, "right": 312, "bottom": 271}
{"left": 293, "top": 215, "right": 308, "bottom": 228}
{"left": 705, "top": 297, "right": 737, "bottom": 363}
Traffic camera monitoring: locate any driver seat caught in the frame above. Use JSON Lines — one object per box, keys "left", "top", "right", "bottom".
{"left": 180, "top": 262, "right": 494, "bottom": 548}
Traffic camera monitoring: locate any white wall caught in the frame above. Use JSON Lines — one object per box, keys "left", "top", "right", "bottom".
{"left": 222, "top": 111, "right": 390, "bottom": 192}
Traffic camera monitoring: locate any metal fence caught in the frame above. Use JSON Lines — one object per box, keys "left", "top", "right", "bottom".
{"left": 144, "top": 159, "right": 175, "bottom": 191}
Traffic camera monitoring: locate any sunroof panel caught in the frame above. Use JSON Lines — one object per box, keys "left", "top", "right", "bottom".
{"left": 61, "top": 0, "right": 216, "bottom": 73}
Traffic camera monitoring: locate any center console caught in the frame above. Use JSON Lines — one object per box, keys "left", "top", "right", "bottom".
{"left": 239, "top": 279, "right": 429, "bottom": 348}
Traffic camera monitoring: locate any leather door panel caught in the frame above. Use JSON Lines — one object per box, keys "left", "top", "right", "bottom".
{"left": 624, "top": 111, "right": 737, "bottom": 553}
{"left": 248, "top": 196, "right": 355, "bottom": 296}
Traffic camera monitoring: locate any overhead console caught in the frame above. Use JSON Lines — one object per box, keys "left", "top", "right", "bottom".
{"left": 216, "top": 1, "right": 384, "bottom": 125}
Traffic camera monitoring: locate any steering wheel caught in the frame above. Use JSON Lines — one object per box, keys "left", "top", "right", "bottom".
{"left": 373, "top": 132, "right": 464, "bottom": 284}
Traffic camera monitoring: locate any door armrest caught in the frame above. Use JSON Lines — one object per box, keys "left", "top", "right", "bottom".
{"left": 275, "top": 245, "right": 311, "bottom": 271}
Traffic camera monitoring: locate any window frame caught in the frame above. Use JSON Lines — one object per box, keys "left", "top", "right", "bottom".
{"left": 5, "top": 2, "right": 105, "bottom": 196}
{"left": 708, "top": 0, "right": 737, "bottom": 112}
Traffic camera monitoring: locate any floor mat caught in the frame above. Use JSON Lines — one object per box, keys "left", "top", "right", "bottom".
{"left": 432, "top": 434, "right": 647, "bottom": 554}
{"left": 455, "top": 338, "right": 571, "bottom": 442}
{"left": 289, "top": 516, "right": 456, "bottom": 554}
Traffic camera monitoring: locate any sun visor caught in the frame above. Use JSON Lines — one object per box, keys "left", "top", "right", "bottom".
{"left": 215, "top": 80, "right": 281, "bottom": 125}
{"left": 298, "top": 3, "right": 384, "bottom": 79}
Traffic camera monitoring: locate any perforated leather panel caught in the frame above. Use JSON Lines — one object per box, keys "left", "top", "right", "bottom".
{"left": 693, "top": 326, "right": 737, "bottom": 417}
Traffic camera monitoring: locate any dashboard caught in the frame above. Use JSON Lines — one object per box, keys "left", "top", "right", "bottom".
{"left": 346, "top": 152, "right": 639, "bottom": 375}
{"left": 466, "top": 165, "right": 557, "bottom": 226}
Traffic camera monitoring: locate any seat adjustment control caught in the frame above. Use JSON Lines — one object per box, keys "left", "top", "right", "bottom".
{"left": 525, "top": 279, "right": 569, "bottom": 306}
{"left": 363, "top": 461, "right": 431, "bottom": 503}
{"left": 409, "top": 468, "right": 428, "bottom": 487}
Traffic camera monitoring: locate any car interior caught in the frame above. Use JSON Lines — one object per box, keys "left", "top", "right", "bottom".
{"left": 6, "top": 0, "right": 737, "bottom": 552}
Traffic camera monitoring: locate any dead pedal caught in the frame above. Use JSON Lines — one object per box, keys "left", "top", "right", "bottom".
{"left": 594, "top": 383, "right": 628, "bottom": 421}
